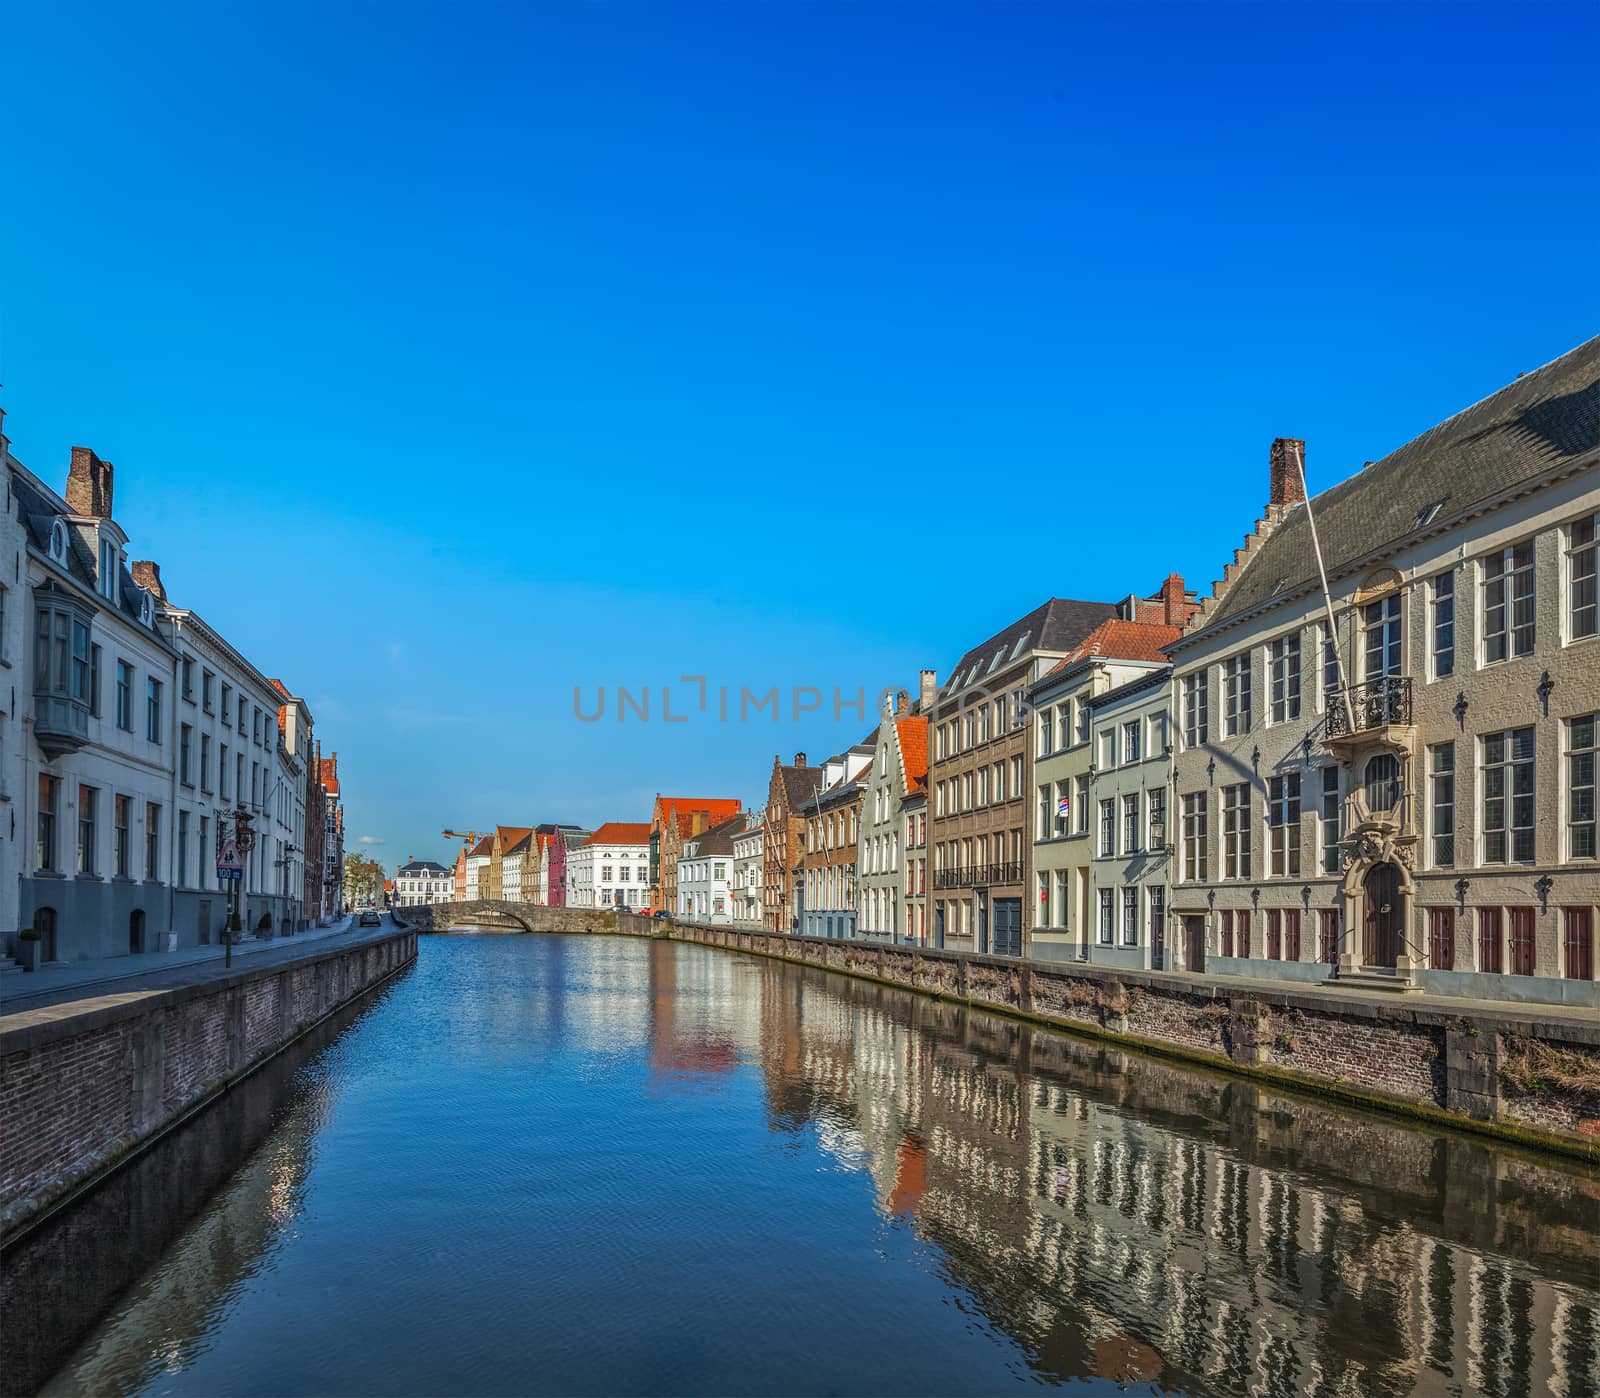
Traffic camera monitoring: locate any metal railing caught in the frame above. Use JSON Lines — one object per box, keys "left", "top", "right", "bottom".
{"left": 1326, "top": 676, "right": 1412, "bottom": 737}
{"left": 933, "top": 861, "right": 1024, "bottom": 889}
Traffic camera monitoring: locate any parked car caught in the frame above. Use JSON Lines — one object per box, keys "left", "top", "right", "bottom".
{"left": 652, "top": 909, "right": 672, "bottom": 921}
{"left": 358, "top": 909, "right": 381, "bottom": 927}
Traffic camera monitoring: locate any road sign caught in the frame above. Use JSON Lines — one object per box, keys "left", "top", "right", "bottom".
{"left": 216, "top": 837, "right": 244, "bottom": 880}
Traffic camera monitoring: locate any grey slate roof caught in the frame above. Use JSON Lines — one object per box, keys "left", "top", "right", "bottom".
{"left": 1200, "top": 336, "right": 1600, "bottom": 633}
{"left": 685, "top": 814, "right": 744, "bottom": 859}
{"left": 945, "top": 598, "right": 1117, "bottom": 691}
{"left": 399, "top": 860, "right": 450, "bottom": 875}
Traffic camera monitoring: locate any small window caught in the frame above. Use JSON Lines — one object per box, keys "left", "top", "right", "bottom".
{"left": 1364, "top": 754, "right": 1400, "bottom": 811}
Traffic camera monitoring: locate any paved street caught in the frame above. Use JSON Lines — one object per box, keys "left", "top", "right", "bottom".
{"left": 0, "top": 914, "right": 403, "bottom": 1018}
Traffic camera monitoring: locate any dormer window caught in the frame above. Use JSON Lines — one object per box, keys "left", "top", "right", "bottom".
{"left": 98, "top": 537, "right": 121, "bottom": 604}
{"left": 139, "top": 589, "right": 154, "bottom": 626}
{"left": 49, "top": 521, "right": 68, "bottom": 564}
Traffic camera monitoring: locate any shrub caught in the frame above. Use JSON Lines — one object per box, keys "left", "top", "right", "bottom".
{"left": 19, "top": 928, "right": 39, "bottom": 942}
{"left": 257, "top": 913, "right": 273, "bottom": 931}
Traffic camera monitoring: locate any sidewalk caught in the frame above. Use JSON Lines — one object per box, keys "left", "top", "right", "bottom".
{"left": 0, "top": 915, "right": 370, "bottom": 1017}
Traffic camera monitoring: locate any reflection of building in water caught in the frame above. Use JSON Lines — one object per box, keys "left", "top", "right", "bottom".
{"left": 750, "top": 957, "right": 1600, "bottom": 1396}
{"left": 32, "top": 1034, "right": 331, "bottom": 1398}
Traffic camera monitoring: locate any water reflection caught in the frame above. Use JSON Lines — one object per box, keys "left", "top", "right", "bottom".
{"left": 17, "top": 936, "right": 1600, "bottom": 1398}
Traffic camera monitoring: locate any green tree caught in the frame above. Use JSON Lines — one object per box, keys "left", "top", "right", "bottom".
{"left": 344, "top": 852, "right": 386, "bottom": 907}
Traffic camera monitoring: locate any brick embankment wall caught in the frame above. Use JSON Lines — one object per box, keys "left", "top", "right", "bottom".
{"left": 624, "top": 915, "right": 1600, "bottom": 1157}
{"left": 0, "top": 929, "right": 416, "bottom": 1238}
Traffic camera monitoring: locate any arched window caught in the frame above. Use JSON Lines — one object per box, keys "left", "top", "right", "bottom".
{"left": 1364, "top": 754, "right": 1400, "bottom": 811}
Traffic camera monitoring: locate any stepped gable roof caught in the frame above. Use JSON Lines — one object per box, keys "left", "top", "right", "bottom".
{"left": 895, "top": 717, "right": 929, "bottom": 792}
{"left": 777, "top": 763, "right": 826, "bottom": 808}
{"left": 1202, "top": 336, "right": 1600, "bottom": 633}
{"left": 944, "top": 597, "right": 1117, "bottom": 691}
{"left": 1043, "top": 618, "right": 1183, "bottom": 676}
{"left": 587, "top": 821, "right": 652, "bottom": 847}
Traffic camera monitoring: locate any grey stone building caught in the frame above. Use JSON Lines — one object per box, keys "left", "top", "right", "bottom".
{"left": 1168, "top": 338, "right": 1599, "bottom": 1006}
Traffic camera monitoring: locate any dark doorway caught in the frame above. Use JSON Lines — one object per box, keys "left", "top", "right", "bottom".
{"left": 129, "top": 909, "right": 145, "bottom": 955}
{"left": 1151, "top": 914, "right": 1165, "bottom": 971}
{"left": 34, "top": 907, "right": 58, "bottom": 963}
{"left": 975, "top": 893, "right": 988, "bottom": 955}
{"left": 992, "top": 898, "right": 1021, "bottom": 958}
{"left": 934, "top": 904, "right": 945, "bottom": 950}
{"left": 1184, "top": 916, "right": 1205, "bottom": 973}
{"left": 198, "top": 900, "right": 212, "bottom": 945}
{"left": 1362, "top": 863, "right": 1404, "bottom": 968}
{"left": 1510, "top": 906, "right": 1536, "bottom": 976}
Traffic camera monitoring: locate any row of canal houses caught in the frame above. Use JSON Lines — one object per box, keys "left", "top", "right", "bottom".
{"left": 443, "top": 338, "right": 1598, "bottom": 1011}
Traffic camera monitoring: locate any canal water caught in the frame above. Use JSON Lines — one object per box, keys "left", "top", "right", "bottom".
{"left": 8, "top": 933, "right": 1599, "bottom": 1397}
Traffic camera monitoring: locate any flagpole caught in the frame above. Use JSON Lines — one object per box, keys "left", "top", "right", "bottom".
{"left": 1294, "top": 442, "right": 1356, "bottom": 735}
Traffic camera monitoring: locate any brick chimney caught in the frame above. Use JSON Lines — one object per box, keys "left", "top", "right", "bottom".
{"left": 895, "top": 690, "right": 908, "bottom": 716}
{"left": 1159, "top": 572, "right": 1187, "bottom": 625}
{"left": 919, "top": 669, "right": 937, "bottom": 712}
{"left": 131, "top": 560, "right": 166, "bottom": 600}
{"left": 794, "top": 752, "right": 806, "bottom": 768}
{"left": 66, "top": 446, "right": 115, "bottom": 519}
{"left": 1269, "top": 438, "right": 1307, "bottom": 508}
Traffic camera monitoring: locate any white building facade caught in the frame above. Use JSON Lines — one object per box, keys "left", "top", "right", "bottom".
{"left": 732, "top": 820, "right": 764, "bottom": 923}
{"left": 394, "top": 858, "right": 453, "bottom": 906}
{"left": 568, "top": 823, "right": 650, "bottom": 909}
{"left": 676, "top": 815, "right": 741, "bottom": 924}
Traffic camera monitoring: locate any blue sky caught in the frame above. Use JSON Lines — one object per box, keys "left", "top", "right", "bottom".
{"left": 3, "top": 2, "right": 1596, "bottom": 868}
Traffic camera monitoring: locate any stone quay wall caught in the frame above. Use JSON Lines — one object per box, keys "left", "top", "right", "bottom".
{"left": 617, "top": 914, "right": 1600, "bottom": 1156}
{"left": 0, "top": 929, "right": 416, "bottom": 1238}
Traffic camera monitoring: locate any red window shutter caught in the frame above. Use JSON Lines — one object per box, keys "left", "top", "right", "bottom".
{"left": 1285, "top": 910, "right": 1301, "bottom": 962}
{"left": 1565, "top": 908, "right": 1594, "bottom": 980}
{"left": 1238, "top": 910, "right": 1252, "bottom": 959}
{"left": 1479, "top": 908, "right": 1503, "bottom": 975}
{"left": 1509, "top": 907, "right": 1536, "bottom": 977}
{"left": 1267, "top": 909, "right": 1281, "bottom": 960}
{"left": 1319, "top": 909, "right": 1340, "bottom": 964}
{"left": 1428, "top": 907, "right": 1455, "bottom": 971}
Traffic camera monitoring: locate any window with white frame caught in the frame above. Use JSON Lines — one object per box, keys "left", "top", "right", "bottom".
{"left": 1430, "top": 742, "right": 1455, "bottom": 867}
{"left": 1363, "top": 595, "right": 1402, "bottom": 679}
{"left": 1182, "top": 672, "right": 1208, "bottom": 747}
{"left": 1074, "top": 698, "right": 1089, "bottom": 745}
{"left": 1431, "top": 572, "right": 1455, "bottom": 678}
{"left": 1320, "top": 766, "right": 1340, "bottom": 874}
{"left": 1223, "top": 654, "right": 1251, "bottom": 736}
{"left": 1147, "top": 788, "right": 1166, "bottom": 848}
{"left": 1099, "top": 799, "right": 1115, "bottom": 857}
{"left": 1098, "top": 729, "right": 1116, "bottom": 769}
{"left": 1483, "top": 542, "right": 1535, "bottom": 663}
{"left": 1121, "top": 886, "right": 1138, "bottom": 945}
{"left": 1038, "top": 707, "right": 1053, "bottom": 756}
{"left": 1074, "top": 775, "right": 1089, "bottom": 835}
{"left": 1182, "top": 792, "right": 1207, "bottom": 882}
{"left": 1269, "top": 634, "right": 1301, "bottom": 723}
{"left": 1267, "top": 773, "right": 1300, "bottom": 877}
{"left": 1222, "top": 782, "right": 1251, "bottom": 879}
{"left": 1122, "top": 720, "right": 1141, "bottom": 764}
{"left": 1569, "top": 515, "right": 1597, "bottom": 642}
{"left": 1481, "top": 727, "right": 1534, "bottom": 864}
{"left": 1122, "top": 793, "right": 1140, "bottom": 853}
{"left": 1098, "top": 888, "right": 1114, "bottom": 944}
{"left": 1567, "top": 714, "right": 1596, "bottom": 860}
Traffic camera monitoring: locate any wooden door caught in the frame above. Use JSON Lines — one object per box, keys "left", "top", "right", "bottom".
{"left": 1363, "top": 864, "right": 1403, "bottom": 968}
{"left": 1184, "top": 916, "right": 1206, "bottom": 973}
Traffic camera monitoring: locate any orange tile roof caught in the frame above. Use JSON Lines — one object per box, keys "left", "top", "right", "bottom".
{"left": 587, "top": 821, "right": 653, "bottom": 847}
{"left": 496, "top": 825, "right": 533, "bottom": 849}
{"left": 1047, "top": 618, "right": 1182, "bottom": 675}
{"left": 654, "top": 796, "right": 742, "bottom": 834}
{"left": 896, "top": 716, "right": 929, "bottom": 791}
{"left": 469, "top": 836, "right": 493, "bottom": 857}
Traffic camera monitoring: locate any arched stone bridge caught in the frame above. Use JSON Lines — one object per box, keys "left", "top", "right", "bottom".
{"left": 393, "top": 902, "right": 628, "bottom": 935}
